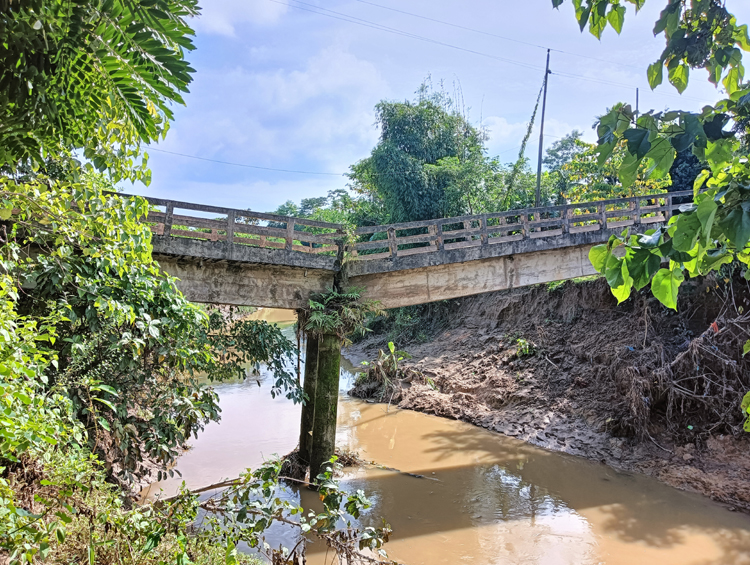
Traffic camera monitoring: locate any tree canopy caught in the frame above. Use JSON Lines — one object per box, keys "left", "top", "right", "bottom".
{"left": 552, "top": 1, "right": 750, "bottom": 364}
{"left": 1, "top": 0, "right": 199, "bottom": 182}
{"left": 350, "top": 85, "right": 488, "bottom": 222}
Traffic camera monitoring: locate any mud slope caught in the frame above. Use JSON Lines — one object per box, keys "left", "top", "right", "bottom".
{"left": 347, "top": 276, "right": 750, "bottom": 512}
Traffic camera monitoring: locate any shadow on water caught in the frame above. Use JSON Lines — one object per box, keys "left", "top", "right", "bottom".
{"left": 145, "top": 318, "right": 750, "bottom": 565}
{"left": 323, "top": 399, "right": 750, "bottom": 565}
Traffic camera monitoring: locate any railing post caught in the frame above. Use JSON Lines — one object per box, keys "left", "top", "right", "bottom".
{"left": 480, "top": 215, "right": 488, "bottom": 246}
{"left": 163, "top": 202, "right": 174, "bottom": 237}
{"left": 665, "top": 194, "right": 673, "bottom": 221}
{"left": 428, "top": 224, "right": 437, "bottom": 251}
{"left": 285, "top": 218, "right": 295, "bottom": 251}
{"left": 387, "top": 227, "right": 397, "bottom": 259}
{"left": 599, "top": 203, "right": 607, "bottom": 230}
{"left": 522, "top": 212, "right": 530, "bottom": 238}
{"left": 338, "top": 231, "right": 346, "bottom": 260}
{"left": 226, "top": 210, "right": 235, "bottom": 244}
{"left": 436, "top": 222, "right": 445, "bottom": 251}
{"left": 562, "top": 206, "right": 571, "bottom": 235}
{"left": 633, "top": 198, "right": 641, "bottom": 227}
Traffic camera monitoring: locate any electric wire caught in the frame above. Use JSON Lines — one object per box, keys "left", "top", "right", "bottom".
{"left": 348, "top": 0, "right": 646, "bottom": 72}
{"left": 148, "top": 147, "right": 344, "bottom": 176}
{"left": 274, "top": 0, "right": 709, "bottom": 103}
{"left": 268, "top": 0, "right": 545, "bottom": 71}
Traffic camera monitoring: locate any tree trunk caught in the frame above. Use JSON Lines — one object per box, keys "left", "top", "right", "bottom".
{"left": 298, "top": 334, "right": 319, "bottom": 467}
{"left": 309, "top": 333, "right": 342, "bottom": 481}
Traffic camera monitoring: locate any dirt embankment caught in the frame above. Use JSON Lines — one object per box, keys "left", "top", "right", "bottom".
{"left": 347, "top": 276, "right": 750, "bottom": 512}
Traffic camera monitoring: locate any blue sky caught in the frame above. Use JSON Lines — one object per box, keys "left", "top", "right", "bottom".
{"left": 134, "top": 0, "right": 750, "bottom": 212}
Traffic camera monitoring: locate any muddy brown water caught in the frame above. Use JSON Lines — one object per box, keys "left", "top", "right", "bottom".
{"left": 143, "top": 324, "right": 750, "bottom": 565}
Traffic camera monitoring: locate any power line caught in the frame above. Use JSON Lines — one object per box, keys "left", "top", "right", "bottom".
{"left": 348, "top": 0, "right": 645, "bottom": 72}
{"left": 551, "top": 70, "right": 706, "bottom": 102}
{"left": 148, "top": 147, "right": 344, "bottom": 176}
{"left": 269, "top": 0, "right": 544, "bottom": 71}
{"left": 275, "top": 0, "right": 711, "bottom": 104}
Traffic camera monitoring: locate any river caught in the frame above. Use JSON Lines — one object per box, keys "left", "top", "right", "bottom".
{"left": 142, "top": 310, "right": 750, "bottom": 564}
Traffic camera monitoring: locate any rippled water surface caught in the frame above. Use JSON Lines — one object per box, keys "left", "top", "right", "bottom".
{"left": 144, "top": 317, "right": 750, "bottom": 565}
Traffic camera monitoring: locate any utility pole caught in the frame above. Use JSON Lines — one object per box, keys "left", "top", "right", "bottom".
{"left": 535, "top": 49, "right": 551, "bottom": 208}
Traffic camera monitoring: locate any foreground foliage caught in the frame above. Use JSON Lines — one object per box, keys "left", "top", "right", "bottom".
{"left": 0, "top": 176, "right": 398, "bottom": 563}
{"left": 1, "top": 1, "right": 396, "bottom": 562}
{"left": 551, "top": 0, "right": 750, "bottom": 426}
{"left": 1, "top": 0, "right": 199, "bottom": 182}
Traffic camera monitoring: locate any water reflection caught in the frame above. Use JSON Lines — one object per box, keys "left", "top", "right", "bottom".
{"left": 144, "top": 324, "right": 750, "bottom": 565}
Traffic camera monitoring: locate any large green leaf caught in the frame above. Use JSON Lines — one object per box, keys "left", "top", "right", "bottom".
{"left": 643, "top": 136, "right": 675, "bottom": 178}
{"left": 705, "top": 139, "right": 735, "bottom": 173}
{"left": 605, "top": 254, "right": 625, "bottom": 288}
{"left": 723, "top": 65, "right": 745, "bottom": 95}
{"left": 623, "top": 128, "right": 651, "bottom": 159}
{"left": 651, "top": 267, "right": 684, "bottom": 310}
{"left": 607, "top": 5, "right": 626, "bottom": 34}
{"left": 668, "top": 61, "right": 689, "bottom": 93}
{"left": 647, "top": 61, "right": 664, "bottom": 89}
{"left": 589, "top": 244, "right": 611, "bottom": 273}
{"left": 695, "top": 197, "right": 718, "bottom": 243}
{"left": 618, "top": 152, "right": 642, "bottom": 188}
{"left": 628, "top": 249, "right": 661, "bottom": 290}
{"left": 672, "top": 211, "right": 702, "bottom": 252}
{"left": 718, "top": 202, "right": 750, "bottom": 250}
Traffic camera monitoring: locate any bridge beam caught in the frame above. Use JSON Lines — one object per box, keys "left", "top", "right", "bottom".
{"left": 349, "top": 243, "right": 599, "bottom": 309}
{"left": 155, "top": 256, "right": 335, "bottom": 310}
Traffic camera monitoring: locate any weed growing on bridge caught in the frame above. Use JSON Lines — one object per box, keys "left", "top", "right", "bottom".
{"left": 299, "top": 287, "right": 384, "bottom": 344}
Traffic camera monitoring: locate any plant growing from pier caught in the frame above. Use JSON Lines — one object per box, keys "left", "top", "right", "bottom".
{"left": 300, "top": 287, "right": 385, "bottom": 344}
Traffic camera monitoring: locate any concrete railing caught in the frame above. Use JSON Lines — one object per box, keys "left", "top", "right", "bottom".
{"left": 137, "top": 195, "right": 345, "bottom": 256}
{"left": 132, "top": 190, "right": 692, "bottom": 267}
{"left": 350, "top": 191, "right": 693, "bottom": 261}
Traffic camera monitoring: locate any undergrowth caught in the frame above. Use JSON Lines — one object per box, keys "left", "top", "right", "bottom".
{"left": 361, "top": 301, "right": 455, "bottom": 346}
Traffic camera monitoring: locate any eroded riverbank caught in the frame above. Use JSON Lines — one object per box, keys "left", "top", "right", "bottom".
{"left": 348, "top": 277, "right": 750, "bottom": 514}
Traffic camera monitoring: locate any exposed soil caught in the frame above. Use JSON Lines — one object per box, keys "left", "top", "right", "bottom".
{"left": 347, "top": 276, "right": 750, "bottom": 512}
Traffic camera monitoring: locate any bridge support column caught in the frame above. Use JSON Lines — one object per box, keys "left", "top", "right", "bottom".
{"left": 309, "top": 332, "right": 342, "bottom": 481}
{"left": 298, "top": 334, "right": 319, "bottom": 466}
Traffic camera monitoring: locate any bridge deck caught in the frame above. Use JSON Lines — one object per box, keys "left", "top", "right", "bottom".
{"left": 132, "top": 191, "right": 691, "bottom": 308}
{"left": 140, "top": 191, "right": 691, "bottom": 271}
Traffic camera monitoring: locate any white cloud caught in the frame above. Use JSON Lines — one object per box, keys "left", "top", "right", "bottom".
{"left": 147, "top": 44, "right": 389, "bottom": 209}
{"left": 195, "top": 0, "right": 288, "bottom": 36}
{"left": 483, "top": 116, "right": 529, "bottom": 147}
{"left": 161, "top": 45, "right": 387, "bottom": 173}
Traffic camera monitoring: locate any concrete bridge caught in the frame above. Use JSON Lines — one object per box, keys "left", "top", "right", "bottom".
{"left": 141, "top": 191, "right": 692, "bottom": 310}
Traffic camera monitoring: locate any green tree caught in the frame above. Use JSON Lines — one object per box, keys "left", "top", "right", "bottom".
{"left": 553, "top": 2, "right": 750, "bottom": 383}
{"left": 552, "top": 135, "right": 670, "bottom": 202}
{"left": 544, "top": 130, "right": 588, "bottom": 172}
{"left": 350, "top": 84, "right": 488, "bottom": 223}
